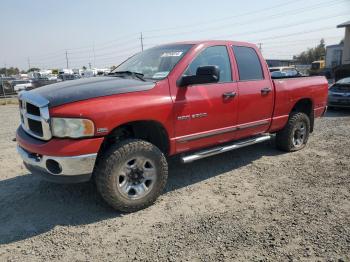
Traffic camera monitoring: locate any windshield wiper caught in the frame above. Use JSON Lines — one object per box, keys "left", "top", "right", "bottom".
{"left": 109, "top": 71, "right": 146, "bottom": 82}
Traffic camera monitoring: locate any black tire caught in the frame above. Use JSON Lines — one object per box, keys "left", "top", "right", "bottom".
{"left": 276, "top": 112, "right": 310, "bottom": 152}
{"left": 95, "top": 139, "right": 168, "bottom": 212}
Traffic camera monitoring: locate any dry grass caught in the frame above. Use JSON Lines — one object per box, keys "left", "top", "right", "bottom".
{"left": 0, "top": 98, "right": 18, "bottom": 106}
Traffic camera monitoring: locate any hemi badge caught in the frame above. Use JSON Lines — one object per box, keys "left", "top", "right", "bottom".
{"left": 177, "top": 115, "right": 190, "bottom": 121}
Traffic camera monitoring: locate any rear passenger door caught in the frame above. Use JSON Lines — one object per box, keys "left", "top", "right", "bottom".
{"left": 232, "top": 45, "right": 274, "bottom": 139}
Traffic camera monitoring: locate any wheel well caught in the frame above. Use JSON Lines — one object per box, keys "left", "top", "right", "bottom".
{"left": 101, "top": 121, "right": 170, "bottom": 155}
{"left": 291, "top": 98, "right": 314, "bottom": 132}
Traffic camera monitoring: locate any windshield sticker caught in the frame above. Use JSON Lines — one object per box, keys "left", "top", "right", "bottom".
{"left": 152, "top": 71, "right": 169, "bottom": 79}
{"left": 161, "top": 51, "right": 183, "bottom": 57}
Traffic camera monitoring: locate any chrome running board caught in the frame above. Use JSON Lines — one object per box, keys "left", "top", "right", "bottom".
{"left": 181, "top": 135, "right": 271, "bottom": 163}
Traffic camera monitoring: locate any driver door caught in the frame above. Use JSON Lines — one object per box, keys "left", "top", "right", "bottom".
{"left": 170, "top": 45, "right": 238, "bottom": 153}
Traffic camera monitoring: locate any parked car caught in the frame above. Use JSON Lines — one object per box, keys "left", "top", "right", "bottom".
{"left": 269, "top": 66, "right": 301, "bottom": 78}
{"left": 16, "top": 40, "right": 328, "bottom": 212}
{"left": 0, "top": 77, "right": 16, "bottom": 95}
{"left": 328, "top": 77, "right": 350, "bottom": 108}
{"left": 21, "top": 77, "right": 58, "bottom": 91}
{"left": 13, "top": 79, "right": 33, "bottom": 92}
{"left": 58, "top": 74, "right": 80, "bottom": 81}
{"left": 45, "top": 74, "right": 58, "bottom": 81}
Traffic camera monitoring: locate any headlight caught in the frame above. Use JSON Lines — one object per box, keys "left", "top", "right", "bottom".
{"left": 51, "top": 118, "right": 95, "bottom": 138}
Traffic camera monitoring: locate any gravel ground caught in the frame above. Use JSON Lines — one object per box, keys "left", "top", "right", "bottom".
{"left": 0, "top": 104, "right": 349, "bottom": 261}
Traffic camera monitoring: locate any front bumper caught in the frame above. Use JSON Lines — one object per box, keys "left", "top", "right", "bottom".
{"left": 328, "top": 102, "right": 350, "bottom": 108}
{"left": 328, "top": 95, "right": 350, "bottom": 108}
{"left": 17, "top": 145, "right": 97, "bottom": 183}
{"left": 16, "top": 126, "right": 103, "bottom": 183}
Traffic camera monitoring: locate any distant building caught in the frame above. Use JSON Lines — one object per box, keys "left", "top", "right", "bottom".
{"left": 337, "top": 21, "right": 350, "bottom": 65}
{"left": 325, "top": 44, "right": 343, "bottom": 69}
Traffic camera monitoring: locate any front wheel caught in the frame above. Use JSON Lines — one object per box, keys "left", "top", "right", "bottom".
{"left": 276, "top": 112, "right": 310, "bottom": 152}
{"left": 95, "top": 139, "right": 168, "bottom": 212}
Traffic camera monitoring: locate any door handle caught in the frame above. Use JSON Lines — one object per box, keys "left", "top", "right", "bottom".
{"left": 223, "top": 91, "right": 236, "bottom": 99}
{"left": 261, "top": 87, "right": 272, "bottom": 95}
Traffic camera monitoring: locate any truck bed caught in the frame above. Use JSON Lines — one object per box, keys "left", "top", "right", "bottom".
{"left": 269, "top": 76, "right": 328, "bottom": 132}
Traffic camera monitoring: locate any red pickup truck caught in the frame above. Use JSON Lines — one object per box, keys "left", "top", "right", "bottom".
{"left": 16, "top": 40, "right": 328, "bottom": 211}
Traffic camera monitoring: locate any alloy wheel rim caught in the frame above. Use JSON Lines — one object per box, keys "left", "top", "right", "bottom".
{"left": 117, "top": 157, "right": 157, "bottom": 200}
{"left": 292, "top": 122, "right": 306, "bottom": 147}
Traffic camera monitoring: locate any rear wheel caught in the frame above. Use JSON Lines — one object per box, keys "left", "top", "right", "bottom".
{"left": 276, "top": 112, "right": 310, "bottom": 152}
{"left": 95, "top": 139, "right": 168, "bottom": 212}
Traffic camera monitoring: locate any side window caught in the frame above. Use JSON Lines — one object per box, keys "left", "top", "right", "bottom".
{"left": 184, "top": 46, "right": 232, "bottom": 82}
{"left": 232, "top": 46, "right": 264, "bottom": 81}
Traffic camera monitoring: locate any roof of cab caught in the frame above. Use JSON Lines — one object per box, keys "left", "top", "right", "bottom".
{"left": 156, "top": 40, "right": 258, "bottom": 49}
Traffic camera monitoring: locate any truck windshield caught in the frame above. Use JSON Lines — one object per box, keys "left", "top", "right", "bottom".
{"left": 112, "top": 44, "right": 193, "bottom": 80}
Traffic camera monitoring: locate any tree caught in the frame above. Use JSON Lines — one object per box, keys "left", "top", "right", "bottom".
{"left": 0, "top": 67, "right": 20, "bottom": 76}
{"left": 82, "top": 66, "right": 87, "bottom": 70}
{"left": 293, "top": 39, "right": 326, "bottom": 64}
{"left": 27, "top": 67, "right": 40, "bottom": 72}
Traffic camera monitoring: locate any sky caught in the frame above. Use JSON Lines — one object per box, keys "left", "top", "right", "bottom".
{"left": 0, "top": 0, "right": 349, "bottom": 70}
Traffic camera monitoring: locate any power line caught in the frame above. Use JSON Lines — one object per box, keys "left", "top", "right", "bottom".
{"left": 249, "top": 26, "right": 335, "bottom": 42}
{"left": 24, "top": 0, "right": 348, "bottom": 69}
{"left": 29, "top": 34, "right": 139, "bottom": 60}
{"left": 141, "top": 24, "right": 342, "bottom": 51}
{"left": 30, "top": 25, "right": 340, "bottom": 69}
{"left": 67, "top": 46, "right": 140, "bottom": 62}
{"left": 261, "top": 35, "right": 342, "bottom": 46}
{"left": 212, "top": 12, "right": 348, "bottom": 40}
{"left": 29, "top": 43, "right": 142, "bottom": 67}
{"left": 144, "top": 0, "right": 344, "bottom": 39}
{"left": 143, "top": 0, "right": 305, "bottom": 33}
{"left": 28, "top": 0, "right": 341, "bottom": 62}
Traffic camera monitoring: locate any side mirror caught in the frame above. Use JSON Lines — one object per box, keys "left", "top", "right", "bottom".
{"left": 177, "top": 65, "right": 220, "bottom": 87}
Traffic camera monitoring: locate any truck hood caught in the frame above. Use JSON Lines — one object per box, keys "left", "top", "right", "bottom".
{"left": 30, "top": 76, "right": 155, "bottom": 107}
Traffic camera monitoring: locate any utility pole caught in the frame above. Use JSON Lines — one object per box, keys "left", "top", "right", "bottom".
{"left": 65, "top": 50, "right": 69, "bottom": 69}
{"left": 2, "top": 63, "right": 7, "bottom": 104}
{"left": 27, "top": 57, "right": 31, "bottom": 70}
{"left": 258, "top": 43, "right": 262, "bottom": 53}
{"left": 140, "top": 32, "right": 144, "bottom": 51}
{"left": 92, "top": 43, "right": 96, "bottom": 68}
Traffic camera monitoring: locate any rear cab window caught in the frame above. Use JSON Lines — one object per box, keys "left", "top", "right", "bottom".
{"left": 232, "top": 46, "right": 264, "bottom": 81}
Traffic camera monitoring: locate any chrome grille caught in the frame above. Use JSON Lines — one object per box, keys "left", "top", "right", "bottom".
{"left": 18, "top": 92, "right": 52, "bottom": 140}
